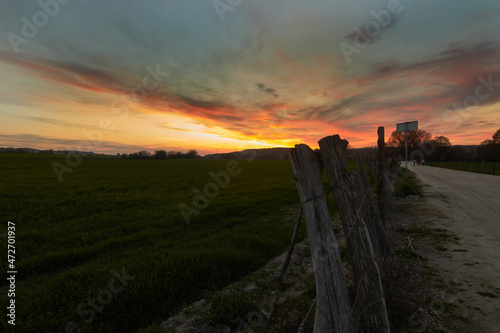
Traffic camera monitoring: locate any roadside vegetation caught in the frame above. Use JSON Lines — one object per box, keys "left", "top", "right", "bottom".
{"left": 394, "top": 168, "right": 424, "bottom": 197}
{"left": 425, "top": 161, "right": 499, "bottom": 175}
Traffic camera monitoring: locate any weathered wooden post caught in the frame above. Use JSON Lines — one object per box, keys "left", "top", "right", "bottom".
{"left": 319, "top": 135, "right": 390, "bottom": 333}
{"left": 376, "top": 127, "right": 386, "bottom": 225}
{"left": 376, "top": 126, "right": 393, "bottom": 225}
{"left": 290, "top": 144, "right": 354, "bottom": 333}
{"left": 358, "top": 155, "right": 391, "bottom": 257}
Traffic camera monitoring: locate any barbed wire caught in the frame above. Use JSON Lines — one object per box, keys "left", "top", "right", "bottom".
{"left": 259, "top": 161, "right": 395, "bottom": 332}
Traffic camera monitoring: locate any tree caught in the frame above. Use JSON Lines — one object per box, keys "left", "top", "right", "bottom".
{"left": 387, "top": 129, "right": 432, "bottom": 159}
{"left": 138, "top": 151, "right": 151, "bottom": 159}
{"left": 478, "top": 128, "right": 500, "bottom": 161}
{"left": 129, "top": 150, "right": 152, "bottom": 159}
{"left": 433, "top": 136, "right": 451, "bottom": 147}
{"left": 432, "top": 136, "right": 451, "bottom": 161}
{"left": 154, "top": 150, "right": 167, "bottom": 160}
{"left": 492, "top": 128, "right": 500, "bottom": 143}
{"left": 185, "top": 149, "right": 199, "bottom": 159}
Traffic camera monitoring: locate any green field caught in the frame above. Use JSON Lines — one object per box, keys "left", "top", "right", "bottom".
{"left": 426, "top": 161, "right": 499, "bottom": 175}
{"left": 0, "top": 155, "right": 320, "bottom": 332}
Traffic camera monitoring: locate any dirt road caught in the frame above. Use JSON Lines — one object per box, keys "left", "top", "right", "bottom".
{"left": 404, "top": 164, "right": 500, "bottom": 332}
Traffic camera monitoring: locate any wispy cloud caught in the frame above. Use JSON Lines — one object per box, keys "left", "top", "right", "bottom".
{"left": 0, "top": 133, "right": 178, "bottom": 153}
{"left": 1, "top": 112, "right": 88, "bottom": 129}
{"left": 1, "top": 0, "right": 499, "bottom": 150}
{"left": 257, "top": 83, "right": 278, "bottom": 98}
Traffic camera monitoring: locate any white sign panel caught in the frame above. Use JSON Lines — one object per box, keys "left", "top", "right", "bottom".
{"left": 396, "top": 121, "right": 418, "bottom": 132}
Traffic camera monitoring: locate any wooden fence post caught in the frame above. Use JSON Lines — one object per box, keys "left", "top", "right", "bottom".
{"left": 376, "top": 127, "right": 387, "bottom": 225}
{"left": 358, "top": 155, "right": 391, "bottom": 257}
{"left": 290, "top": 144, "right": 354, "bottom": 333}
{"left": 319, "top": 135, "right": 390, "bottom": 333}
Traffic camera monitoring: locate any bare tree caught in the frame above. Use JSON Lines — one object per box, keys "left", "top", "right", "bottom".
{"left": 432, "top": 136, "right": 451, "bottom": 161}
{"left": 387, "top": 129, "right": 432, "bottom": 159}
{"left": 154, "top": 150, "right": 168, "bottom": 160}
{"left": 185, "top": 149, "right": 200, "bottom": 158}
{"left": 478, "top": 128, "right": 500, "bottom": 161}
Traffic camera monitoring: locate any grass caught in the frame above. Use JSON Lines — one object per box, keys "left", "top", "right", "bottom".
{"left": 393, "top": 168, "right": 424, "bottom": 197}
{"left": 476, "top": 291, "right": 498, "bottom": 299}
{"left": 403, "top": 225, "right": 458, "bottom": 252}
{"left": 0, "top": 157, "right": 306, "bottom": 332}
{"left": 0, "top": 156, "right": 358, "bottom": 332}
{"left": 203, "top": 288, "right": 257, "bottom": 329}
{"left": 394, "top": 247, "right": 421, "bottom": 260}
{"left": 426, "top": 161, "right": 500, "bottom": 175}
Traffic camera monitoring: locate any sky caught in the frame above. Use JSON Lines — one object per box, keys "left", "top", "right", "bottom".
{"left": 0, "top": 0, "right": 499, "bottom": 155}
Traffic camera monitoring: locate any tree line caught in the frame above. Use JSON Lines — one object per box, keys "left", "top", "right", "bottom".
{"left": 122, "top": 149, "right": 200, "bottom": 160}
{"left": 0, "top": 147, "right": 202, "bottom": 159}
{"left": 386, "top": 128, "right": 500, "bottom": 162}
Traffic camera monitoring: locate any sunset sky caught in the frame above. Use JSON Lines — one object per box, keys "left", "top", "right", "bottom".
{"left": 1, "top": 0, "right": 499, "bottom": 155}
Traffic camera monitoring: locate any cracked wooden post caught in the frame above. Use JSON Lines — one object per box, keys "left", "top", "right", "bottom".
{"left": 290, "top": 144, "right": 354, "bottom": 333}
{"left": 358, "top": 155, "right": 391, "bottom": 258}
{"left": 319, "top": 135, "right": 390, "bottom": 333}
{"left": 376, "top": 126, "right": 390, "bottom": 225}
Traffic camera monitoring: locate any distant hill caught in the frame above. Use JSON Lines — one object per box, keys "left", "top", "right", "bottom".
{"left": 204, "top": 147, "right": 292, "bottom": 159}
{"left": 205, "top": 147, "right": 379, "bottom": 160}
